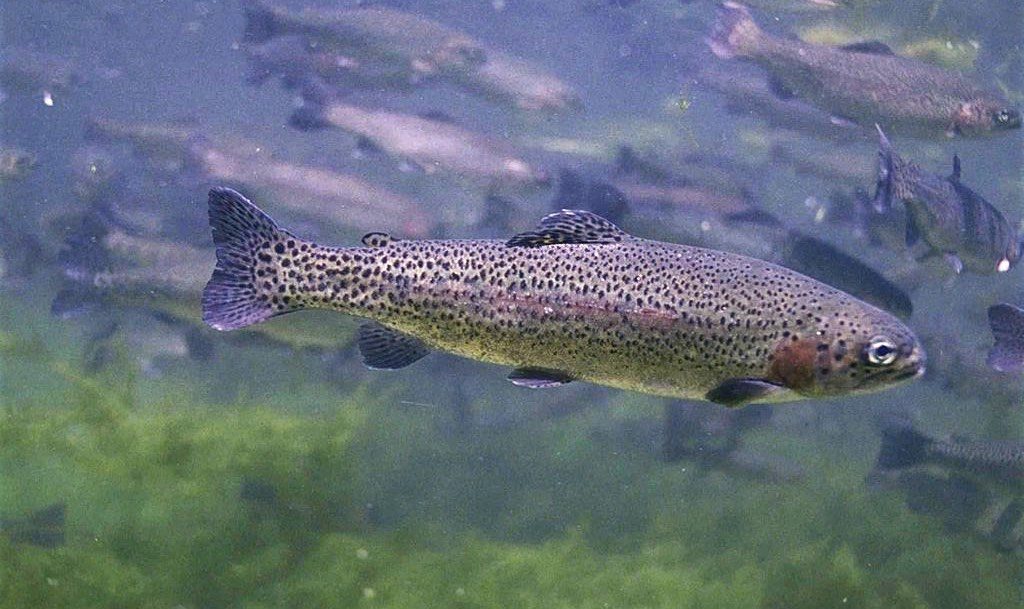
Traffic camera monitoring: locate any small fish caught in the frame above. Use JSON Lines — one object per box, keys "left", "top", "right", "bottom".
{"left": 873, "top": 127, "right": 1021, "bottom": 275}
{"left": 0, "top": 503, "right": 65, "bottom": 548}
{"left": 876, "top": 418, "right": 1024, "bottom": 485}
{"left": 987, "top": 303, "right": 1024, "bottom": 374}
{"left": 290, "top": 97, "right": 549, "bottom": 191}
{"left": 707, "top": 2, "right": 1021, "bottom": 137}
{"left": 202, "top": 187, "right": 925, "bottom": 407}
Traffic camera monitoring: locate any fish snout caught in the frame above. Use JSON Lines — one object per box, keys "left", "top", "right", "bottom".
{"left": 896, "top": 342, "right": 927, "bottom": 381}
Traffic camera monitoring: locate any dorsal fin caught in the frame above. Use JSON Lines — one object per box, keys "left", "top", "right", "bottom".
{"left": 951, "top": 154, "right": 962, "bottom": 181}
{"left": 361, "top": 232, "right": 394, "bottom": 248}
{"left": 840, "top": 41, "right": 895, "bottom": 55}
{"left": 506, "top": 209, "right": 629, "bottom": 247}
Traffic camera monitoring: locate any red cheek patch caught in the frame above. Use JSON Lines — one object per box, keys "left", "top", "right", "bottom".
{"left": 768, "top": 338, "right": 819, "bottom": 391}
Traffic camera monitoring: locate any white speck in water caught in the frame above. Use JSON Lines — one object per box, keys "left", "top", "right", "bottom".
{"left": 455, "top": 587, "right": 466, "bottom": 596}
{"left": 998, "top": 258, "right": 1011, "bottom": 272}
{"left": 814, "top": 207, "right": 826, "bottom": 223}
{"left": 43, "top": 91, "right": 54, "bottom": 106}
{"left": 700, "top": 220, "right": 712, "bottom": 232}
{"left": 362, "top": 588, "right": 376, "bottom": 599}
{"left": 356, "top": 548, "right": 369, "bottom": 560}
{"left": 46, "top": 578, "right": 59, "bottom": 587}
{"left": 492, "top": 0, "right": 506, "bottom": 11}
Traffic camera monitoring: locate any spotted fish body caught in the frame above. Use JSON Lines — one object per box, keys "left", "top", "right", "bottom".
{"left": 203, "top": 188, "right": 924, "bottom": 406}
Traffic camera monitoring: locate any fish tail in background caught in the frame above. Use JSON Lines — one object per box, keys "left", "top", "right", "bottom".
{"left": 876, "top": 418, "right": 933, "bottom": 470}
{"left": 203, "top": 187, "right": 305, "bottom": 331}
{"left": 241, "top": 0, "right": 283, "bottom": 44}
{"left": 987, "top": 304, "right": 1024, "bottom": 373}
{"left": 51, "top": 208, "right": 119, "bottom": 319}
{"left": 707, "top": 2, "right": 762, "bottom": 60}
{"left": 872, "top": 125, "right": 897, "bottom": 213}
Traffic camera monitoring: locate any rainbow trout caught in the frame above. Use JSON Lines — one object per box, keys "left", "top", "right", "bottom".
{"left": 202, "top": 188, "right": 925, "bottom": 406}
{"left": 707, "top": 2, "right": 1021, "bottom": 137}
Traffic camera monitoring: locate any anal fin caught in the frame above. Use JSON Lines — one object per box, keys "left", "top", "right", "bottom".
{"left": 508, "top": 367, "right": 574, "bottom": 388}
{"left": 705, "top": 378, "right": 786, "bottom": 407}
{"left": 358, "top": 322, "right": 430, "bottom": 370}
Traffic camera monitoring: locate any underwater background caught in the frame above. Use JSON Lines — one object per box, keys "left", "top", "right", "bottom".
{"left": 2, "top": 0, "right": 1023, "bottom": 607}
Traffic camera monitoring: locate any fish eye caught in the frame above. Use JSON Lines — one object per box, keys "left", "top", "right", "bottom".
{"left": 866, "top": 337, "right": 898, "bottom": 366}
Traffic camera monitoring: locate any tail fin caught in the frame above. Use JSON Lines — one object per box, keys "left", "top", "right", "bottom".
{"left": 876, "top": 417, "right": 933, "bottom": 470}
{"left": 707, "top": 2, "right": 761, "bottom": 60}
{"left": 202, "top": 188, "right": 300, "bottom": 331}
{"left": 987, "top": 303, "right": 1024, "bottom": 373}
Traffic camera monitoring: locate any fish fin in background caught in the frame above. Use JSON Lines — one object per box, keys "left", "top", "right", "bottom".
{"left": 829, "top": 115, "right": 860, "bottom": 128}
{"left": 766, "top": 74, "right": 796, "bottom": 100}
{"left": 951, "top": 154, "right": 962, "bottom": 181}
{"left": 943, "top": 253, "right": 964, "bottom": 274}
{"left": 990, "top": 499, "right": 1024, "bottom": 551}
{"left": 873, "top": 125, "right": 896, "bottom": 213}
{"left": 357, "top": 322, "right": 430, "bottom": 370}
{"left": 553, "top": 169, "right": 586, "bottom": 209}
{"left": 706, "top": 1, "right": 761, "bottom": 60}
{"left": 987, "top": 303, "right": 1024, "bottom": 373}
{"left": 288, "top": 99, "right": 332, "bottom": 132}
{"left": 506, "top": 210, "right": 628, "bottom": 247}
{"left": 876, "top": 417, "right": 932, "bottom": 469}
{"left": 839, "top": 41, "right": 896, "bottom": 55}
{"left": 705, "top": 378, "right": 787, "bottom": 407}
{"left": 723, "top": 207, "right": 782, "bottom": 227}
{"left": 904, "top": 207, "right": 921, "bottom": 247}
{"left": 241, "top": 0, "right": 283, "bottom": 44}
{"left": 51, "top": 207, "right": 119, "bottom": 318}
{"left": 202, "top": 187, "right": 301, "bottom": 331}
{"left": 507, "top": 367, "right": 574, "bottom": 388}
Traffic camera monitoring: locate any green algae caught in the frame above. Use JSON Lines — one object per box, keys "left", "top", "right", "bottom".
{"left": 2, "top": 306, "right": 1023, "bottom": 609}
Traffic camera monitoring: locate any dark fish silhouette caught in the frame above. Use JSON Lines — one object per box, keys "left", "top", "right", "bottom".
{"left": 0, "top": 503, "right": 65, "bottom": 548}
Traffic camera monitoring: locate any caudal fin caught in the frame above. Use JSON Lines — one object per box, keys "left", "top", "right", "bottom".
{"left": 706, "top": 2, "right": 762, "bottom": 60}
{"left": 876, "top": 417, "right": 933, "bottom": 470}
{"left": 202, "top": 187, "right": 300, "bottom": 331}
{"left": 987, "top": 303, "right": 1024, "bottom": 373}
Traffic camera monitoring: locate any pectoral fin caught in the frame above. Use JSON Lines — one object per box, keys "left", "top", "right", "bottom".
{"left": 358, "top": 323, "right": 430, "bottom": 370}
{"left": 705, "top": 378, "right": 787, "bottom": 407}
{"left": 508, "top": 367, "right": 574, "bottom": 388}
